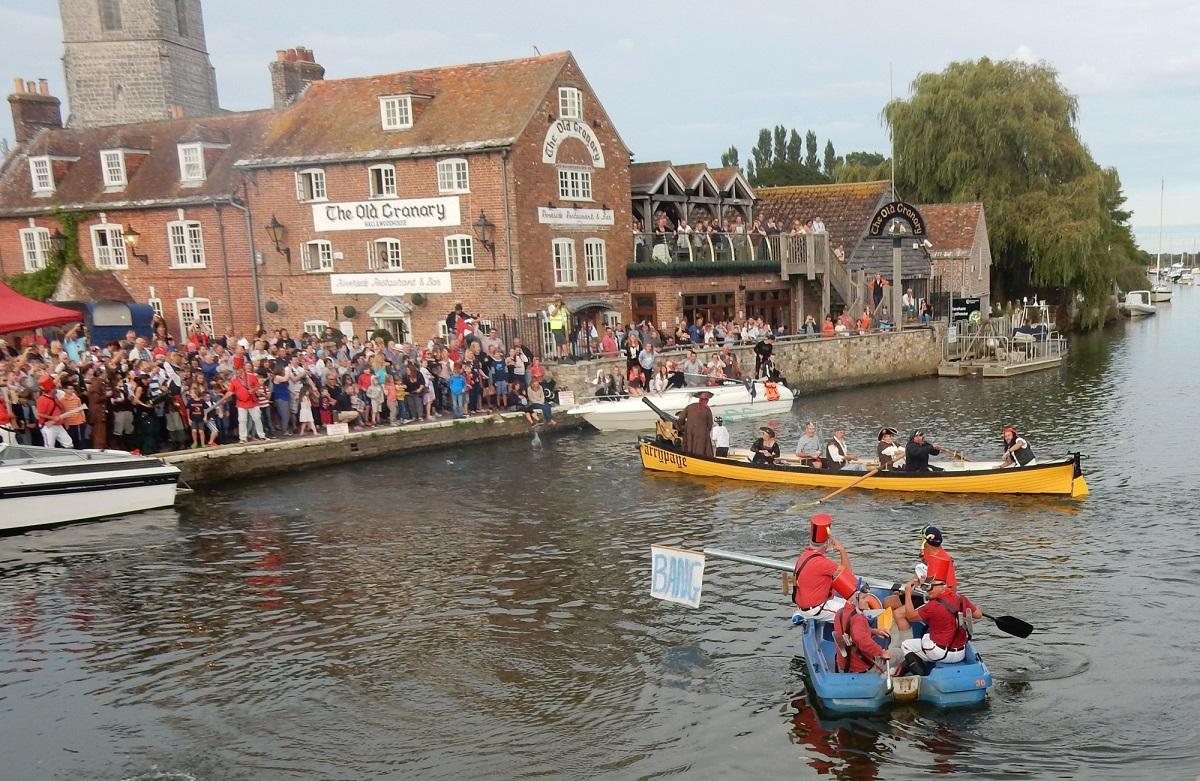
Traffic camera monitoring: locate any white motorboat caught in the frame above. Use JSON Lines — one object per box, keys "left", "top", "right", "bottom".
{"left": 0, "top": 444, "right": 181, "bottom": 533}
{"left": 1120, "top": 290, "right": 1157, "bottom": 318}
{"left": 572, "top": 380, "right": 795, "bottom": 431}
{"left": 1180, "top": 271, "right": 1195, "bottom": 285}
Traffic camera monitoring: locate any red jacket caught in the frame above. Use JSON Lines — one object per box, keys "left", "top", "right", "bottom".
{"left": 834, "top": 604, "right": 886, "bottom": 673}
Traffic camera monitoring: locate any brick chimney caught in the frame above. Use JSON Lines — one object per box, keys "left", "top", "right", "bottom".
{"left": 8, "top": 78, "right": 63, "bottom": 143}
{"left": 269, "top": 47, "right": 325, "bottom": 110}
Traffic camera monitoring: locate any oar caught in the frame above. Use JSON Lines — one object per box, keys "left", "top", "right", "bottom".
{"left": 787, "top": 455, "right": 905, "bottom": 511}
{"left": 983, "top": 612, "right": 1033, "bottom": 639}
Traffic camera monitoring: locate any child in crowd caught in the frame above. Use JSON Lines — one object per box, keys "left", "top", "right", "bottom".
{"left": 318, "top": 388, "right": 335, "bottom": 429}
{"left": 449, "top": 363, "right": 468, "bottom": 419}
{"left": 384, "top": 375, "right": 399, "bottom": 425}
{"left": 298, "top": 387, "right": 317, "bottom": 436}
{"left": 187, "top": 384, "right": 209, "bottom": 448}
{"left": 366, "top": 374, "right": 384, "bottom": 426}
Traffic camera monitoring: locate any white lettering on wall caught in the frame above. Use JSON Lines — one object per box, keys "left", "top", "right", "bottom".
{"left": 542, "top": 119, "right": 606, "bottom": 168}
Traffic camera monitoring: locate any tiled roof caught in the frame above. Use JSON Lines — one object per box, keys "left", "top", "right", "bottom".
{"left": 672, "top": 163, "right": 709, "bottom": 188}
{"left": 709, "top": 166, "right": 746, "bottom": 192}
{"left": 754, "top": 180, "right": 892, "bottom": 252}
{"left": 918, "top": 202, "right": 983, "bottom": 255}
{"left": 51, "top": 265, "right": 133, "bottom": 303}
{"left": 630, "top": 160, "right": 673, "bottom": 192}
{"left": 240, "top": 52, "right": 574, "bottom": 167}
{"left": 0, "top": 111, "right": 270, "bottom": 216}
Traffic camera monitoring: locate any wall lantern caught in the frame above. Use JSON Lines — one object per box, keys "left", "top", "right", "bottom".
{"left": 264, "top": 214, "right": 291, "bottom": 264}
{"left": 472, "top": 209, "right": 496, "bottom": 258}
{"left": 122, "top": 225, "right": 150, "bottom": 264}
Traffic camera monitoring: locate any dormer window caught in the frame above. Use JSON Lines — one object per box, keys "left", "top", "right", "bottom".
{"left": 101, "top": 150, "right": 127, "bottom": 189}
{"left": 29, "top": 156, "right": 54, "bottom": 195}
{"left": 380, "top": 96, "right": 413, "bottom": 130}
{"left": 558, "top": 87, "right": 583, "bottom": 120}
{"left": 178, "top": 143, "right": 205, "bottom": 183}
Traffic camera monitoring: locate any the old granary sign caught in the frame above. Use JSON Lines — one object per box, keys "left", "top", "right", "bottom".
{"left": 867, "top": 201, "right": 926, "bottom": 237}
{"left": 313, "top": 196, "right": 461, "bottom": 232}
{"left": 542, "top": 119, "right": 606, "bottom": 168}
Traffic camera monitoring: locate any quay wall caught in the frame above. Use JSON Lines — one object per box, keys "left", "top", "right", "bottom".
{"left": 548, "top": 325, "right": 945, "bottom": 397}
{"left": 164, "top": 413, "right": 584, "bottom": 488}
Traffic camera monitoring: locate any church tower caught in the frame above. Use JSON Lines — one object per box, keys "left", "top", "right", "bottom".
{"left": 59, "top": 0, "right": 220, "bottom": 128}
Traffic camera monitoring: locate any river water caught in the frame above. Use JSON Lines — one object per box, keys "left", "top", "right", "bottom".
{"left": 2, "top": 290, "right": 1198, "bottom": 780}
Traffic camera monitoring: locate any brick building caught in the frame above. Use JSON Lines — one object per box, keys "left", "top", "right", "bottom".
{"left": 59, "top": 0, "right": 220, "bottom": 127}
{"left": 0, "top": 50, "right": 632, "bottom": 350}
{"left": 918, "top": 202, "right": 991, "bottom": 312}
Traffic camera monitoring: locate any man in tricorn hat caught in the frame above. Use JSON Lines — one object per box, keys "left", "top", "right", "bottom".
{"left": 876, "top": 427, "right": 904, "bottom": 471}
{"left": 791, "top": 513, "right": 852, "bottom": 622}
{"left": 675, "top": 390, "right": 714, "bottom": 457}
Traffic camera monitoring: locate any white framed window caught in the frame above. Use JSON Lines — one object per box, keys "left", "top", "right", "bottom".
{"left": 369, "top": 164, "right": 397, "bottom": 198}
{"left": 584, "top": 238, "right": 607, "bottom": 286}
{"left": 379, "top": 95, "right": 413, "bottom": 130}
{"left": 603, "top": 311, "right": 620, "bottom": 330}
{"left": 301, "top": 240, "right": 334, "bottom": 272}
{"left": 552, "top": 238, "right": 577, "bottom": 286}
{"left": 540, "top": 317, "right": 555, "bottom": 357}
{"left": 177, "top": 297, "right": 213, "bottom": 335}
{"left": 369, "top": 237, "right": 402, "bottom": 270}
{"left": 443, "top": 235, "right": 474, "bottom": 269}
{"left": 148, "top": 296, "right": 164, "bottom": 320}
{"left": 19, "top": 227, "right": 52, "bottom": 272}
{"left": 436, "top": 158, "right": 469, "bottom": 194}
{"left": 178, "top": 143, "right": 205, "bottom": 182}
{"left": 90, "top": 224, "right": 127, "bottom": 269}
{"left": 295, "top": 168, "right": 327, "bottom": 201}
{"left": 167, "top": 220, "right": 206, "bottom": 267}
{"left": 558, "top": 87, "right": 583, "bottom": 119}
{"left": 558, "top": 167, "right": 593, "bottom": 201}
{"left": 29, "top": 156, "right": 54, "bottom": 195}
{"left": 478, "top": 318, "right": 494, "bottom": 335}
{"left": 302, "top": 320, "right": 329, "bottom": 337}
{"left": 101, "top": 150, "right": 127, "bottom": 188}
{"left": 437, "top": 321, "right": 450, "bottom": 342}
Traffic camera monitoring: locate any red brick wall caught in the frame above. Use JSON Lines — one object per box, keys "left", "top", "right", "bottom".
{"left": 628, "top": 270, "right": 796, "bottom": 331}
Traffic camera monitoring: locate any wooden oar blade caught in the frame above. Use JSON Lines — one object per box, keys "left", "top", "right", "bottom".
{"left": 991, "top": 614, "right": 1033, "bottom": 638}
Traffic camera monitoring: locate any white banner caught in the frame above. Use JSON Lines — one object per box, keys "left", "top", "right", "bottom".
{"left": 313, "top": 197, "right": 460, "bottom": 232}
{"left": 541, "top": 119, "right": 606, "bottom": 168}
{"left": 330, "top": 272, "right": 452, "bottom": 296}
{"left": 537, "top": 207, "right": 615, "bottom": 227}
{"left": 650, "top": 545, "right": 705, "bottom": 608}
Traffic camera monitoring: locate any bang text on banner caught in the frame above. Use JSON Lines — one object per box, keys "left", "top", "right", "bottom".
{"left": 650, "top": 545, "right": 705, "bottom": 608}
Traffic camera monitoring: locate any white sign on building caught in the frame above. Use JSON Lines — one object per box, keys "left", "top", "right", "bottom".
{"left": 541, "top": 119, "right": 606, "bottom": 168}
{"left": 537, "top": 206, "right": 615, "bottom": 227}
{"left": 330, "top": 272, "right": 452, "bottom": 296}
{"left": 312, "top": 197, "right": 461, "bottom": 232}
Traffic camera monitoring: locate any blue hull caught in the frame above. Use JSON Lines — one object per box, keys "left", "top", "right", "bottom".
{"left": 799, "top": 589, "right": 992, "bottom": 714}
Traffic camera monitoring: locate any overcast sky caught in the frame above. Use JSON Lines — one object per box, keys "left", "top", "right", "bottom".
{"left": 3, "top": 0, "right": 1198, "bottom": 253}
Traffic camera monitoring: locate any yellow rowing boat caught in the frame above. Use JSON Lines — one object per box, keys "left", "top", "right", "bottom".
{"left": 637, "top": 437, "right": 1089, "bottom": 498}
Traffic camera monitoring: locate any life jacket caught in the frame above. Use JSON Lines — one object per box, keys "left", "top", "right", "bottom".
{"left": 833, "top": 602, "right": 875, "bottom": 673}
{"left": 1004, "top": 436, "right": 1035, "bottom": 466}
{"left": 932, "top": 594, "right": 973, "bottom": 651}
{"left": 764, "top": 381, "right": 780, "bottom": 401}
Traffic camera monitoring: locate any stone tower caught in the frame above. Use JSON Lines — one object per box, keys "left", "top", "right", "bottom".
{"left": 59, "top": 0, "right": 220, "bottom": 128}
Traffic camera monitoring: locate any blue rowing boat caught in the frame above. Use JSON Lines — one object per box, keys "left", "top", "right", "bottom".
{"left": 799, "top": 585, "right": 992, "bottom": 714}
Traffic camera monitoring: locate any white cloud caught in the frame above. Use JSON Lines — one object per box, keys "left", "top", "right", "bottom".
{"left": 1014, "top": 44, "right": 1038, "bottom": 64}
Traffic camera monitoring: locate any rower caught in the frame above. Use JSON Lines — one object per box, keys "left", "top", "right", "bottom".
{"left": 750, "top": 425, "right": 780, "bottom": 465}
{"left": 1001, "top": 426, "right": 1037, "bottom": 467}
{"left": 833, "top": 589, "right": 892, "bottom": 674}
{"left": 794, "top": 422, "right": 823, "bottom": 467}
{"left": 876, "top": 427, "right": 904, "bottom": 471}
{"left": 903, "top": 430, "right": 960, "bottom": 472}
{"left": 790, "top": 514, "right": 856, "bottom": 622}
{"left": 710, "top": 415, "right": 730, "bottom": 457}
{"left": 899, "top": 555, "right": 982, "bottom": 668}
{"left": 824, "top": 425, "right": 859, "bottom": 471}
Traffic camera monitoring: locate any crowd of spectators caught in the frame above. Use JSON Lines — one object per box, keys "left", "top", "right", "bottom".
{"left": 0, "top": 307, "right": 559, "bottom": 455}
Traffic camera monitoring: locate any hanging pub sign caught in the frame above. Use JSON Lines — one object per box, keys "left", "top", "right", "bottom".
{"left": 867, "top": 201, "right": 927, "bottom": 237}
{"left": 950, "top": 296, "right": 982, "bottom": 323}
{"left": 313, "top": 196, "right": 461, "bottom": 232}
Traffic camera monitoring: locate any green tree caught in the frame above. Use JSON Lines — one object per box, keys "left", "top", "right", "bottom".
{"left": 720, "top": 145, "right": 740, "bottom": 170}
{"left": 804, "top": 130, "right": 818, "bottom": 169}
{"left": 823, "top": 140, "right": 837, "bottom": 175}
{"left": 746, "top": 158, "right": 757, "bottom": 183}
{"left": 772, "top": 125, "right": 787, "bottom": 166}
{"left": 786, "top": 129, "right": 803, "bottom": 163}
{"left": 753, "top": 162, "right": 832, "bottom": 187}
{"left": 835, "top": 151, "right": 891, "bottom": 183}
{"left": 884, "top": 57, "right": 1140, "bottom": 327}
{"left": 752, "top": 128, "right": 773, "bottom": 172}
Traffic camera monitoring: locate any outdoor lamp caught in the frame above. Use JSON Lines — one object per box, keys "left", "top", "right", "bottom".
{"left": 472, "top": 209, "right": 496, "bottom": 258}
{"left": 265, "top": 214, "right": 291, "bottom": 263}
{"left": 122, "top": 225, "right": 149, "bottom": 264}
{"left": 49, "top": 229, "right": 68, "bottom": 255}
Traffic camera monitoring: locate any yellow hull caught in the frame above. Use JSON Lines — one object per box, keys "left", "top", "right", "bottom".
{"left": 639, "top": 440, "right": 1089, "bottom": 498}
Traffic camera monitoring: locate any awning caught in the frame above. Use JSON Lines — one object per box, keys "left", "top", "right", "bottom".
{"left": 366, "top": 296, "right": 414, "bottom": 319}
{"left": 564, "top": 298, "right": 615, "bottom": 312}
{"left": 0, "top": 281, "right": 83, "bottom": 333}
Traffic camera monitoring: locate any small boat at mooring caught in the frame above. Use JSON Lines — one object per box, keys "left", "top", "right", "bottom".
{"left": 574, "top": 380, "right": 794, "bottom": 432}
{"left": 0, "top": 444, "right": 181, "bottom": 533}
{"left": 1119, "top": 290, "right": 1157, "bottom": 318}
{"left": 637, "top": 437, "right": 1089, "bottom": 497}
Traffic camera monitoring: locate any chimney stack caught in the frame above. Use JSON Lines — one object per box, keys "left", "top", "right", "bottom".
{"left": 269, "top": 46, "right": 325, "bottom": 110}
{"left": 8, "top": 77, "right": 62, "bottom": 143}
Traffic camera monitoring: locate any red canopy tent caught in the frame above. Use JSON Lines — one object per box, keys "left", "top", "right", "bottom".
{"left": 0, "top": 280, "right": 82, "bottom": 334}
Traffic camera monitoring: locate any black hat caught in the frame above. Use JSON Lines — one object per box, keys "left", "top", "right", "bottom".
{"left": 877, "top": 426, "right": 898, "bottom": 440}
{"left": 759, "top": 425, "right": 776, "bottom": 437}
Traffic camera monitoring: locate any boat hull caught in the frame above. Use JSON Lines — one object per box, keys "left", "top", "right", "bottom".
{"left": 576, "top": 382, "right": 794, "bottom": 431}
{"left": 638, "top": 438, "right": 1088, "bottom": 497}
{"left": 800, "top": 593, "right": 991, "bottom": 714}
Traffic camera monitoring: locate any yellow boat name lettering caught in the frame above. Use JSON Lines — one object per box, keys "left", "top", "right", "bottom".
{"left": 650, "top": 447, "right": 688, "bottom": 469}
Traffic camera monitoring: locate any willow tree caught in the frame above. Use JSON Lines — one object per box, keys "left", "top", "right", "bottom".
{"left": 885, "top": 58, "right": 1140, "bottom": 327}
